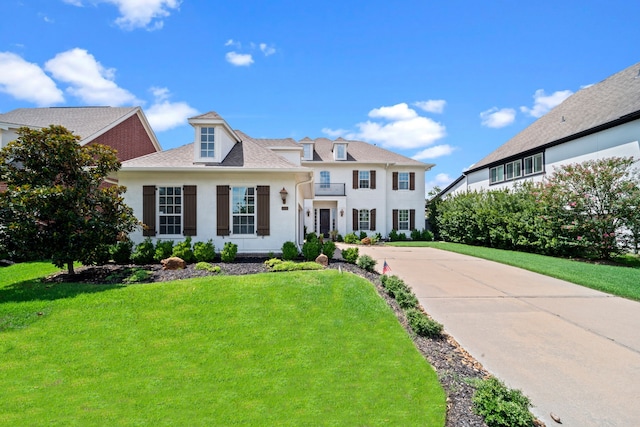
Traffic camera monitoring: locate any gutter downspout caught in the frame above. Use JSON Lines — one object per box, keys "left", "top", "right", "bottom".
{"left": 295, "top": 172, "right": 314, "bottom": 246}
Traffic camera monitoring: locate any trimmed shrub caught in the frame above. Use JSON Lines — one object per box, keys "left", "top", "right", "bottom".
{"left": 305, "top": 232, "right": 318, "bottom": 242}
{"left": 265, "top": 259, "right": 324, "bottom": 272}
{"left": 341, "top": 247, "right": 359, "bottom": 264}
{"left": 322, "top": 240, "right": 336, "bottom": 259}
{"left": 123, "top": 268, "right": 151, "bottom": 284}
{"left": 421, "top": 229, "right": 434, "bottom": 241}
{"left": 302, "top": 239, "right": 322, "bottom": 261}
{"left": 110, "top": 240, "right": 133, "bottom": 264}
{"left": 471, "top": 377, "right": 535, "bottom": 427}
{"left": 359, "top": 231, "right": 368, "bottom": 240}
{"left": 193, "top": 240, "right": 216, "bottom": 262}
{"left": 405, "top": 308, "right": 443, "bottom": 337}
{"left": 380, "top": 274, "right": 406, "bottom": 297}
{"left": 344, "top": 233, "right": 359, "bottom": 244}
{"left": 388, "top": 229, "right": 399, "bottom": 241}
{"left": 411, "top": 229, "right": 422, "bottom": 241}
{"left": 356, "top": 254, "right": 377, "bottom": 272}
{"left": 131, "top": 238, "right": 155, "bottom": 265}
{"left": 281, "top": 241, "right": 299, "bottom": 261}
{"left": 395, "top": 288, "right": 419, "bottom": 309}
{"left": 172, "top": 237, "right": 195, "bottom": 263}
{"left": 220, "top": 242, "right": 238, "bottom": 263}
{"left": 154, "top": 240, "right": 174, "bottom": 262}
{"left": 195, "top": 262, "right": 220, "bottom": 273}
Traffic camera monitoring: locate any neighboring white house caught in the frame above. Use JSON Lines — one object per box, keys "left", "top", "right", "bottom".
{"left": 440, "top": 61, "right": 640, "bottom": 198}
{"left": 119, "top": 111, "right": 434, "bottom": 253}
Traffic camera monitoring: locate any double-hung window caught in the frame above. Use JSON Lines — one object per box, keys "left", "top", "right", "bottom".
{"left": 334, "top": 144, "right": 346, "bottom": 160}
{"left": 200, "top": 127, "right": 215, "bottom": 158}
{"left": 159, "top": 186, "right": 182, "bottom": 235}
{"left": 398, "top": 172, "right": 409, "bottom": 190}
{"left": 359, "top": 209, "right": 370, "bottom": 230}
{"left": 398, "top": 209, "right": 410, "bottom": 230}
{"left": 232, "top": 187, "right": 255, "bottom": 234}
{"left": 320, "top": 171, "right": 330, "bottom": 189}
{"left": 359, "top": 170, "right": 370, "bottom": 189}
{"left": 303, "top": 144, "right": 313, "bottom": 160}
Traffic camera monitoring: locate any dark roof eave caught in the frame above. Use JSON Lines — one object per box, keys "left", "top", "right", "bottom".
{"left": 465, "top": 109, "right": 640, "bottom": 174}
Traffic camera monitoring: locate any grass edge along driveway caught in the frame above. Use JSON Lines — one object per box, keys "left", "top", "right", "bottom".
{"left": 0, "top": 265, "right": 446, "bottom": 426}
{"left": 387, "top": 241, "right": 640, "bottom": 301}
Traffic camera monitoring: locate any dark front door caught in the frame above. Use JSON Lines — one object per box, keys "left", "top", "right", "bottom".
{"left": 319, "top": 209, "right": 331, "bottom": 238}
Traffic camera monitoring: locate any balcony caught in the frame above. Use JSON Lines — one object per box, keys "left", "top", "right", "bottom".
{"left": 314, "top": 183, "right": 345, "bottom": 196}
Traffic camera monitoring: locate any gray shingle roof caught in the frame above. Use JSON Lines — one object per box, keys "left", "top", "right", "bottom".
{"left": 304, "top": 138, "right": 432, "bottom": 168}
{"left": 470, "top": 61, "right": 640, "bottom": 171}
{"left": 0, "top": 106, "right": 139, "bottom": 144}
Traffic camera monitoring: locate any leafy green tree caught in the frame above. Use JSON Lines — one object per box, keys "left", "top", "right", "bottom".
{"left": 0, "top": 125, "right": 138, "bottom": 274}
{"left": 543, "top": 157, "right": 640, "bottom": 259}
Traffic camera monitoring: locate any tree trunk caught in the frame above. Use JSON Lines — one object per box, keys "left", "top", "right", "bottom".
{"left": 67, "top": 260, "right": 75, "bottom": 275}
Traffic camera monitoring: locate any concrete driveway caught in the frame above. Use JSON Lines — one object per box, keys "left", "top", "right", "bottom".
{"left": 347, "top": 244, "right": 640, "bottom": 427}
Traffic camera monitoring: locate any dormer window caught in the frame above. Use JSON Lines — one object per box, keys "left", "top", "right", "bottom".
{"left": 334, "top": 143, "right": 346, "bottom": 160}
{"left": 200, "top": 127, "right": 215, "bottom": 158}
{"left": 302, "top": 143, "right": 313, "bottom": 160}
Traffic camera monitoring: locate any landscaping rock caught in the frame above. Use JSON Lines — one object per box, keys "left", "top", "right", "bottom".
{"left": 361, "top": 237, "right": 372, "bottom": 245}
{"left": 315, "top": 253, "right": 329, "bottom": 266}
{"left": 161, "top": 257, "right": 186, "bottom": 270}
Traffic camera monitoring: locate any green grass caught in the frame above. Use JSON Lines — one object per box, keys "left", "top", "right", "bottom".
{"left": 386, "top": 241, "right": 640, "bottom": 301}
{"left": 0, "top": 265, "right": 445, "bottom": 426}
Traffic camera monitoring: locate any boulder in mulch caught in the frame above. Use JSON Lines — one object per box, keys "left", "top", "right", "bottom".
{"left": 161, "top": 257, "right": 186, "bottom": 270}
{"left": 315, "top": 253, "right": 329, "bottom": 266}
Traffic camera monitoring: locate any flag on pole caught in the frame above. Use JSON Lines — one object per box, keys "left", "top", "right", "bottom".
{"left": 382, "top": 260, "right": 391, "bottom": 275}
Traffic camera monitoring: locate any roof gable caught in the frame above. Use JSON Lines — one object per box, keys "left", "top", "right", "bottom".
{"left": 470, "top": 61, "right": 640, "bottom": 171}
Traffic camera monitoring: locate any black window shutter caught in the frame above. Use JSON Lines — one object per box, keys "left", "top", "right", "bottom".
{"left": 216, "top": 185, "right": 230, "bottom": 236}
{"left": 370, "top": 208, "right": 376, "bottom": 231}
{"left": 370, "top": 170, "right": 376, "bottom": 189}
{"left": 183, "top": 185, "right": 197, "bottom": 236}
{"left": 352, "top": 209, "right": 359, "bottom": 231}
{"left": 392, "top": 172, "right": 399, "bottom": 191}
{"left": 352, "top": 170, "right": 359, "bottom": 189}
{"left": 142, "top": 185, "right": 156, "bottom": 236}
{"left": 257, "top": 185, "right": 270, "bottom": 236}
{"left": 410, "top": 172, "right": 416, "bottom": 191}
{"left": 410, "top": 209, "right": 416, "bottom": 230}
{"left": 392, "top": 209, "right": 398, "bottom": 230}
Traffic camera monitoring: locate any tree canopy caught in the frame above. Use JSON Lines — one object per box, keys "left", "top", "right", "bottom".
{"left": 0, "top": 125, "right": 138, "bottom": 274}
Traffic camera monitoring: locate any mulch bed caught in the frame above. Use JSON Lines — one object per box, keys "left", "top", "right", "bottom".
{"left": 46, "top": 257, "right": 493, "bottom": 427}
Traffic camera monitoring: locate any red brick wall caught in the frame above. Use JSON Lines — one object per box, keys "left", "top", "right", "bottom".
{"left": 88, "top": 114, "right": 158, "bottom": 161}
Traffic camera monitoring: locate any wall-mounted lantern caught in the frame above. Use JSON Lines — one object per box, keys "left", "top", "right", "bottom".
{"left": 279, "top": 187, "right": 288, "bottom": 204}
{"left": 340, "top": 208, "right": 344, "bottom": 217}
{"left": 306, "top": 208, "right": 310, "bottom": 217}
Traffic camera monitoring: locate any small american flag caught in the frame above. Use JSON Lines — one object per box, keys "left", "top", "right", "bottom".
{"left": 382, "top": 260, "right": 391, "bottom": 275}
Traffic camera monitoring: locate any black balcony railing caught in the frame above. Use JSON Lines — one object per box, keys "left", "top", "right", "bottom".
{"left": 314, "top": 183, "right": 345, "bottom": 196}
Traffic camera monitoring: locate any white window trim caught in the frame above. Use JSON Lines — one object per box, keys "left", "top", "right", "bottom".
{"left": 398, "top": 172, "right": 410, "bottom": 190}
{"left": 359, "top": 170, "right": 370, "bottom": 189}
{"left": 398, "top": 209, "right": 410, "bottom": 231}
{"left": 196, "top": 126, "right": 219, "bottom": 162}
{"left": 158, "top": 185, "right": 183, "bottom": 236}
{"left": 231, "top": 186, "right": 256, "bottom": 236}
{"left": 490, "top": 166, "right": 504, "bottom": 184}
{"left": 302, "top": 143, "right": 313, "bottom": 160}
{"left": 334, "top": 144, "right": 347, "bottom": 161}
{"left": 359, "top": 209, "right": 370, "bottom": 231}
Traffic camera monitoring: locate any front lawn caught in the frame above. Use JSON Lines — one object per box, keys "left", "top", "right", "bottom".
{"left": 0, "top": 264, "right": 446, "bottom": 426}
{"left": 386, "top": 241, "right": 640, "bottom": 301}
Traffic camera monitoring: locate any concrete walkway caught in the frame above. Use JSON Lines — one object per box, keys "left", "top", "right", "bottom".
{"left": 347, "top": 244, "right": 640, "bottom": 427}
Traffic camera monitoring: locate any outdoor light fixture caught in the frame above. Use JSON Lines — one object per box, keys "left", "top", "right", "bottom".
{"left": 306, "top": 208, "right": 310, "bottom": 217}
{"left": 279, "top": 187, "right": 288, "bottom": 204}
{"left": 340, "top": 208, "right": 344, "bottom": 217}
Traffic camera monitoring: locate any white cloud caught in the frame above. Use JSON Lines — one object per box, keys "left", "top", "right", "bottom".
{"left": 480, "top": 107, "right": 516, "bottom": 128}
{"left": 321, "top": 127, "right": 349, "bottom": 138}
{"left": 145, "top": 87, "right": 197, "bottom": 132}
{"left": 259, "top": 43, "right": 276, "bottom": 56}
{"left": 225, "top": 39, "right": 241, "bottom": 48}
{"left": 520, "top": 89, "right": 573, "bottom": 118}
{"left": 0, "top": 52, "right": 64, "bottom": 106}
{"left": 225, "top": 51, "right": 254, "bottom": 67}
{"left": 44, "top": 48, "right": 140, "bottom": 105}
{"left": 368, "top": 103, "right": 417, "bottom": 121}
{"left": 412, "top": 144, "right": 456, "bottom": 160}
{"left": 354, "top": 115, "right": 446, "bottom": 149}
{"left": 64, "top": 0, "right": 181, "bottom": 30}
{"left": 414, "top": 99, "right": 446, "bottom": 114}
{"left": 425, "top": 172, "right": 454, "bottom": 195}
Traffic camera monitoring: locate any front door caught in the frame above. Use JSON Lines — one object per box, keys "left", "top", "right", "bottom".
{"left": 319, "top": 209, "right": 331, "bottom": 238}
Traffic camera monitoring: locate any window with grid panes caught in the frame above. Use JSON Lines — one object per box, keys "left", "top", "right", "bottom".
{"left": 159, "top": 186, "right": 182, "bottom": 235}
{"left": 232, "top": 187, "right": 255, "bottom": 234}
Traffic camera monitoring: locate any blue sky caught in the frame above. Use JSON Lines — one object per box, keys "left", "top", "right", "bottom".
{"left": 1, "top": 0, "right": 639, "bottom": 194}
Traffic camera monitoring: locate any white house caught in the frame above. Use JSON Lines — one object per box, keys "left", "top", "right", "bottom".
{"left": 119, "top": 112, "right": 434, "bottom": 253}
{"left": 440, "top": 61, "right": 640, "bottom": 197}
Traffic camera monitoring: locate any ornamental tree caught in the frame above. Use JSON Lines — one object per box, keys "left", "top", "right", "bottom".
{"left": 542, "top": 157, "right": 640, "bottom": 259}
{"left": 0, "top": 125, "right": 138, "bottom": 274}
